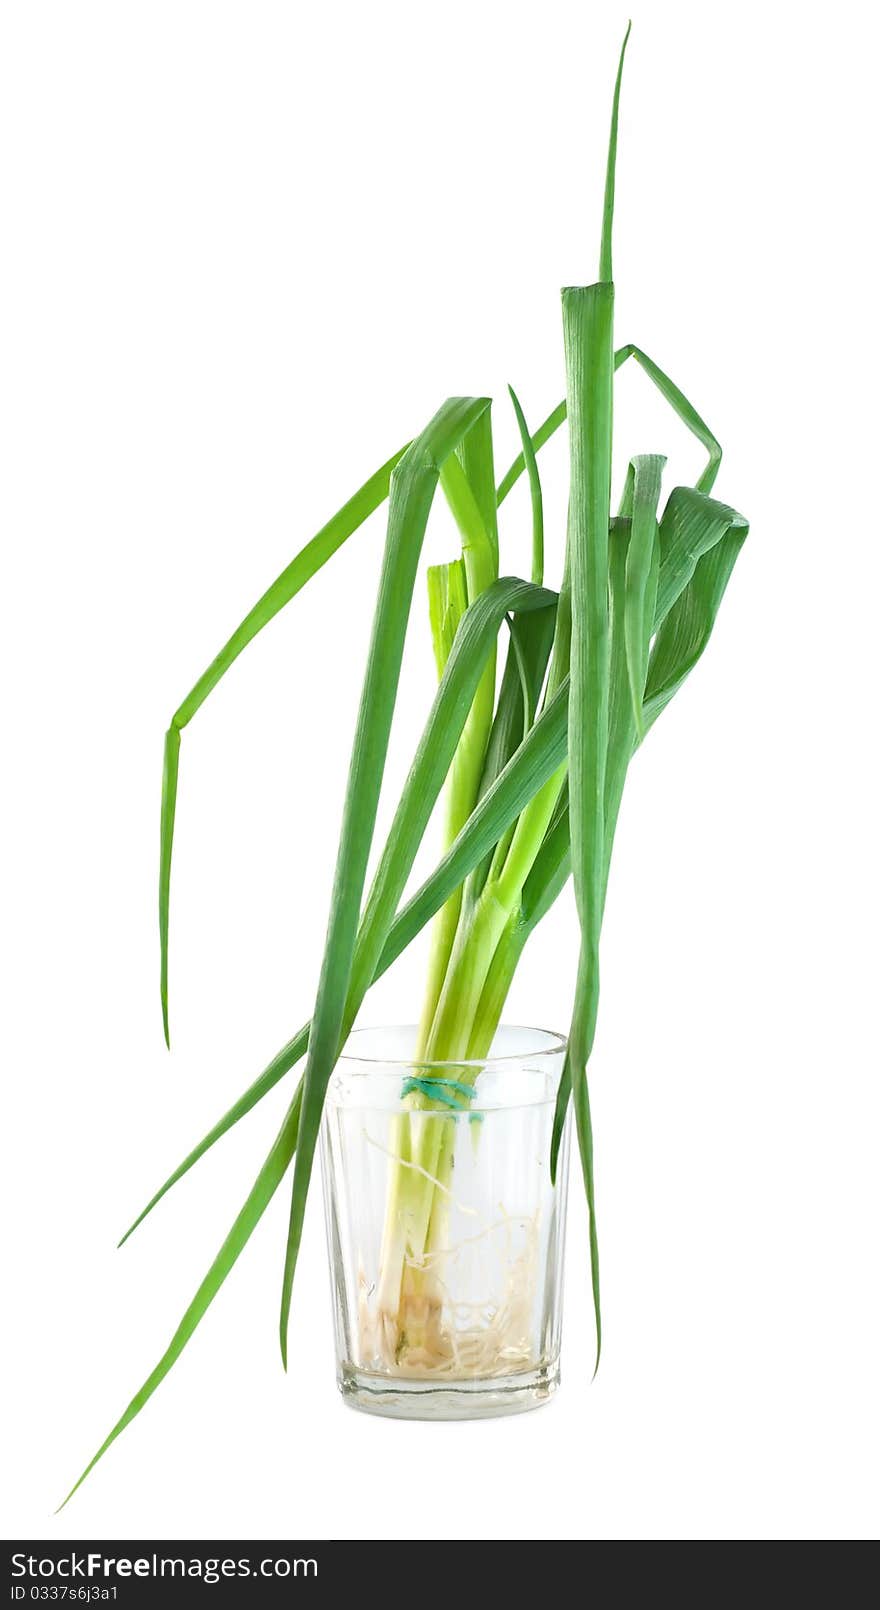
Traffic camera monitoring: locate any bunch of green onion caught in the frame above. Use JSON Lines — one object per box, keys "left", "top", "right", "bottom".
{"left": 62, "top": 24, "right": 747, "bottom": 1503}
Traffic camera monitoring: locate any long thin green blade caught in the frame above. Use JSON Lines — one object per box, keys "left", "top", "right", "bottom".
{"left": 561, "top": 270, "right": 614, "bottom": 1033}
{"left": 158, "top": 726, "right": 180, "bottom": 1045}
{"left": 59, "top": 1083, "right": 303, "bottom": 1509}
{"left": 507, "top": 385, "right": 544, "bottom": 585}
{"left": 599, "top": 23, "right": 631, "bottom": 281}
{"left": 159, "top": 445, "right": 407, "bottom": 1044}
{"left": 117, "top": 1028, "right": 309, "bottom": 1246}
{"left": 279, "top": 397, "right": 491, "bottom": 1364}
{"left": 624, "top": 455, "right": 665, "bottom": 736}
{"left": 562, "top": 279, "right": 614, "bottom": 1372}
{"left": 606, "top": 516, "right": 641, "bottom": 866}
{"left": 551, "top": 515, "right": 632, "bottom": 1177}
{"left": 496, "top": 400, "right": 566, "bottom": 506}
{"left": 558, "top": 22, "right": 631, "bottom": 1373}
{"left": 618, "top": 346, "right": 722, "bottom": 495}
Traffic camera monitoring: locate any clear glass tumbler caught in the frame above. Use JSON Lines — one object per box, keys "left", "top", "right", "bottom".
{"left": 320, "top": 1024, "right": 570, "bottom": 1419}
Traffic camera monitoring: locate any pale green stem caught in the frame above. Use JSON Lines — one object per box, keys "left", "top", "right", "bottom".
{"left": 381, "top": 454, "right": 499, "bottom": 1335}
{"left": 406, "top": 760, "right": 566, "bottom": 1278}
{"left": 415, "top": 660, "right": 495, "bottom": 1053}
{"left": 419, "top": 909, "right": 528, "bottom": 1266}
{"left": 465, "top": 911, "right": 529, "bottom": 1060}
{"left": 416, "top": 456, "right": 497, "bottom": 1054}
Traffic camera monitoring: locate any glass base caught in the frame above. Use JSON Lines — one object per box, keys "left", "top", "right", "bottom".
{"left": 337, "top": 1357, "right": 560, "bottom": 1420}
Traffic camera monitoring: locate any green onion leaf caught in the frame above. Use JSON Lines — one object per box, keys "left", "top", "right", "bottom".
{"left": 624, "top": 455, "right": 665, "bottom": 737}
{"left": 507, "top": 384, "right": 545, "bottom": 585}
{"left": 159, "top": 446, "right": 408, "bottom": 1045}
{"left": 280, "top": 398, "right": 492, "bottom": 1365}
{"left": 562, "top": 279, "right": 615, "bottom": 1372}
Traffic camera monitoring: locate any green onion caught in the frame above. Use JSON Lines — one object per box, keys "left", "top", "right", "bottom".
{"left": 62, "top": 24, "right": 748, "bottom": 1504}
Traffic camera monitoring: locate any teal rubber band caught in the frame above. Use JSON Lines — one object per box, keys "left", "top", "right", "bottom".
{"left": 400, "top": 1076, "right": 484, "bottom": 1122}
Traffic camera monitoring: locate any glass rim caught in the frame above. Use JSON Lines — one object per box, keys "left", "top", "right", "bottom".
{"left": 336, "top": 1022, "right": 567, "bottom": 1073}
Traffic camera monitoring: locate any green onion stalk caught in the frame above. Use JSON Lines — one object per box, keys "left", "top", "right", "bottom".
{"left": 374, "top": 578, "right": 571, "bottom": 1365}
{"left": 60, "top": 24, "right": 749, "bottom": 1505}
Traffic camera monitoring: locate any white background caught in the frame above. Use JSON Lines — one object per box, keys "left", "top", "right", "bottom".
{"left": 2, "top": 0, "right": 878, "bottom": 1544}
